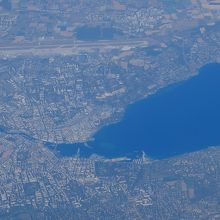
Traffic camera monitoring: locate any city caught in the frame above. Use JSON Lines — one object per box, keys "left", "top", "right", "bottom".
{"left": 0, "top": 0, "right": 220, "bottom": 219}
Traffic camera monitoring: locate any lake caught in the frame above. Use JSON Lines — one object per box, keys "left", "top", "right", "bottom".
{"left": 48, "top": 63, "right": 220, "bottom": 159}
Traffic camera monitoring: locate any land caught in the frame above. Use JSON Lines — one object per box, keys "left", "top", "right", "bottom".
{"left": 0, "top": 0, "right": 220, "bottom": 219}
{"left": 0, "top": 0, "right": 220, "bottom": 144}
{"left": 0, "top": 133, "right": 220, "bottom": 219}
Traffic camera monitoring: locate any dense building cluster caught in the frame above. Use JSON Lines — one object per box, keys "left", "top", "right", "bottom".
{"left": 0, "top": 133, "right": 220, "bottom": 219}
{"left": 0, "top": 0, "right": 220, "bottom": 43}
{"left": 0, "top": 0, "right": 219, "bottom": 219}
{"left": 0, "top": 23, "right": 219, "bottom": 144}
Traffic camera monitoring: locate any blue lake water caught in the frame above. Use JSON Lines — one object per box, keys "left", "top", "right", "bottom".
{"left": 48, "top": 63, "right": 220, "bottom": 159}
